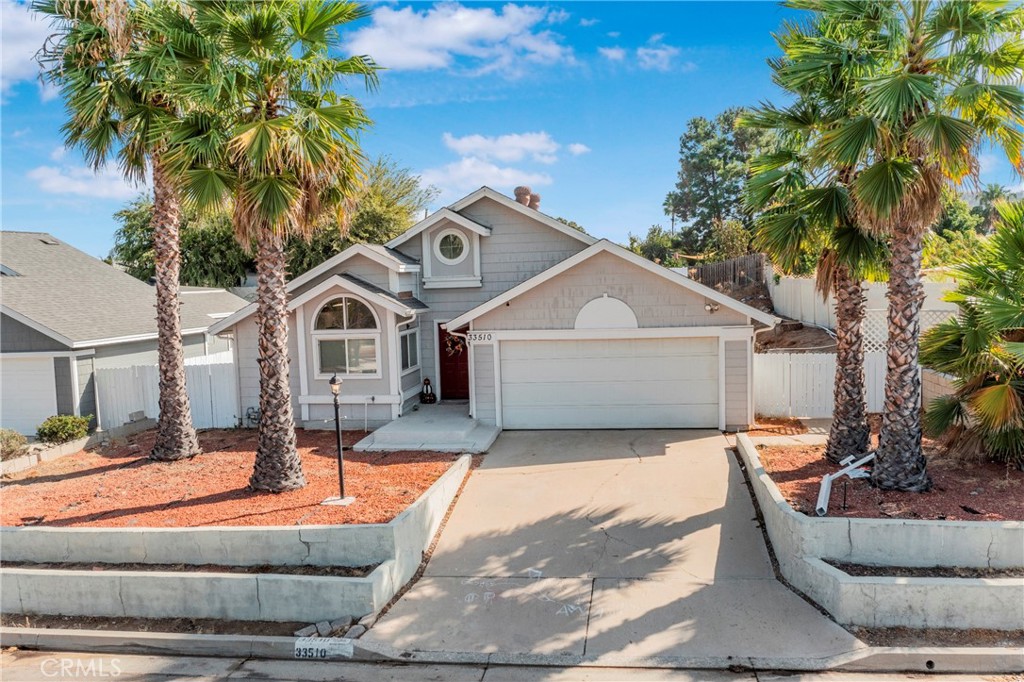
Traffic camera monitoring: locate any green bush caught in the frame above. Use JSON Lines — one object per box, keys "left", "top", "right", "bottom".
{"left": 36, "top": 415, "right": 92, "bottom": 444}
{"left": 0, "top": 429, "right": 28, "bottom": 461}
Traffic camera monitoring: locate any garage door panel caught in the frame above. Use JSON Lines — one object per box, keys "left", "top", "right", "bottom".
{"left": 502, "top": 404, "right": 719, "bottom": 430}
{"left": 500, "top": 338, "right": 719, "bottom": 429}
{"left": 1, "top": 357, "right": 59, "bottom": 435}
{"left": 502, "top": 379, "right": 718, "bottom": 407}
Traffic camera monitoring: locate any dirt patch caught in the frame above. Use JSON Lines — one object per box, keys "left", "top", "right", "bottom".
{"left": 0, "top": 428, "right": 459, "bottom": 527}
{"left": 756, "top": 439, "right": 1024, "bottom": 521}
{"left": 714, "top": 281, "right": 775, "bottom": 315}
{"left": 851, "top": 626, "right": 1024, "bottom": 648}
{"left": 825, "top": 561, "right": 1024, "bottom": 579}
{"left": 747, "top": 416, "right": 808, "bottom": 437}
{"left": 1, "top": 561, "right": 374, "bottom": 577}
{"left": 756, "top": 323, "right": 837, "bottom": 353}
{"left": 1, "top": 613, "right": 301, "bottom": 637}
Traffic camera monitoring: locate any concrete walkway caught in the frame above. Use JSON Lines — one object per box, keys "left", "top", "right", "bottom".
{"left": 363, "top": 430, "right": 864, "bottom": 666}
{"left": 354, "top": 403, "right": 500, "bottom": 453}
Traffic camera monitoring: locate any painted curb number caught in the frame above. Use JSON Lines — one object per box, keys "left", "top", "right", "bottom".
{"left": 294, "top": 637, "right": 354, "bottom": 660}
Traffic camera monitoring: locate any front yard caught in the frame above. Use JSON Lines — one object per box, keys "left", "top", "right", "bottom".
{"left": 0, "top": 428, "right": 459, "bottom": 527}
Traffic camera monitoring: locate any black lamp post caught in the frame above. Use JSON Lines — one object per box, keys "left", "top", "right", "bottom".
{"left": 322, "top": 373, "right": 355, "bottom": 506}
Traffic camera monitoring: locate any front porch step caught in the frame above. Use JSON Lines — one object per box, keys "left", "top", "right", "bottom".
{"left": 354, "top": 423, "right": 500, "bottom": 454}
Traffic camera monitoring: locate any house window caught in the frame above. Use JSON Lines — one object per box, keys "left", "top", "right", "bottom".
{"left": 434, "top": 228, "right": 468, "bottom": 265}
{"left": 400, "top": 329, "right": 419, "bottom": 373}
{"left": 313, "top": 296, "right": 380, "bottom": 378}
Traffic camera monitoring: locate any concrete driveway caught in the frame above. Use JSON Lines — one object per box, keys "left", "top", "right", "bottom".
{"left": 363, "top": 430, "right": 864, "bottom": 665}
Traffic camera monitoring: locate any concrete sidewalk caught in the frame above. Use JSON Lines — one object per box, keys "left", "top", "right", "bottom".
{"left": 362, "top": 430, "right": 864, "bottom": 666}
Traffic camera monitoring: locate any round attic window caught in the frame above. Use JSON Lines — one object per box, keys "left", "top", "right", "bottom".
{"left": 434, "top": 228, "right": 468, "bottom": 265}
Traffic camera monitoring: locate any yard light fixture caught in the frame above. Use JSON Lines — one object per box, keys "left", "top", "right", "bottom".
{"left": 322, "top": 373, "right": 355, "bottom": 507}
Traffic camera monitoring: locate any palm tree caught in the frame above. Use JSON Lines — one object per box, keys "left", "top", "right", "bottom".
{"left": 788, "top": 0, "right": 1024, "bottom": 491}
{"left": 921, "top": 200, "right": 1024, "bottom": 469}
{"left": 975, "top": 183, "right": 1010, "bottom": 233}
{"left": 36, "top": 0, "right": 201, "bottom": 461}
{"left": 744, "top": 15, "right": 887, "bottom": 463}
{"left": 158, "top": 0, "right": 378, "bottom": 492}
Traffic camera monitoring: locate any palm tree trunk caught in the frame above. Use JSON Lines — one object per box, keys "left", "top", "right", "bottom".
{"left": 250, "top": 234, "right": 306, "bottom": 492}
{"left": 872, "top": 225, "right": 930, "bottom": 492}
{"left": 149, "top": 153, "right": 201, "bottom": 462}
{"left": 824, "top": 265, "right": 870, "bottom": 463}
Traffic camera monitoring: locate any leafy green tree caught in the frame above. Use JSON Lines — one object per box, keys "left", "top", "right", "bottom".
{"left": 665, "top": 107, "right": 774, "bottom": 248}
{"left": 793, "top": 0, "right": 1024, "bottom": 491}
{"left": 973, "top": 183, "right": 1011, "bottom": 233}
{"left": 555, "top": 217, "right": 587, "bottom": 233}
{"left": 36, "top": 0, "right": 201, "bottom": 461}
{"left": 160, "top": 0, "right": 378, "bottom": 492}
{"left": 933, "top": 187, "right": 983, "bottom": 238}
{"left": 704, "top": 220, "right": 750, "bottom": 261}
{"left": 627, "top": 225, "right": 685, "bottom": 267}
{"left": 922, "top": 230, "right": 987, "bottom": 270}
{"left": 921, "top": 200, "right": 1024, "bottom": 468}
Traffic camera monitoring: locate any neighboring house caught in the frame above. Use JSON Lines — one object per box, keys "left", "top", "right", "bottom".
{"left": 0, "top": 232, "right": 247, "bottom": 435}
{"left": 212, "top": 187, "right": 777, "bottom": 432}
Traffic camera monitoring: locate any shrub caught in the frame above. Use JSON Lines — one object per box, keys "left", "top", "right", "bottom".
{"left": 0, "top": 429, "right": 28, "bottom": 461}
{"left": 36, "top": 415, "right": 92, "bottom": 444}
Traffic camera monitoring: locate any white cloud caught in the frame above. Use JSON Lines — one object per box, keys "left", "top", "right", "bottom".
{"left": 442, "top": 131, "right": 561, "bottom": 164}
{"left": 48, "top": 146, "right": 66, "bottom": 161}
{"left": 547, "top": 8, "right": 570, "bottom": 24}
{"left": 28, "top": 164, "right": 144, "bottom": 200}
{"left": 567, "top": 143, "right": 591, "bottom": 156}
{"left": 1, "top": 0, "right": 52, "bottom": 100}
{"left": 637, "top": 35, "right": 682, "bottom": 71}
{"left": 598, "top": 46, "right": 626, "bottom": 62}
{"left": 606, "top": 31, "right": 620, "bottom": 38}
{"left": 420, "top": 157, "right": 552, "bottom": 198}
{"left": 346, "top": 3, "right": 573, "bottom": 77}
{"left": 977, "top": 153, "right": 999, "bottom": 176}
{"left": 579, "top": 18, "right": 600, "bottom": 27}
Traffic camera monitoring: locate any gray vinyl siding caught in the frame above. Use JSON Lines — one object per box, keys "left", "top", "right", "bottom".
{"left": 304, "top": 402, "right": 393, "bottom": 431}
{"left": 395, "top": 196, "right": 589, "bottom": 387}
{"left": 0, "top": 314, "right": 69, "bottom": 352}
{"left": 91, "top": 334, "right": 209, "bottom": 370}
{"left": 75, "top": 355, "right": 97, "bottom": 427}
{"left": 53, "top": 357, "right": 74, "bottom": 415}
{"left": 472, "top": 344, "right": 496, "bottom": 425}
{"left": 290, "top": 254, "right": 391, "bottom": 300}
{"left": 724, "top": 340, "right": 749, "bottom": 430}
{"left": 424, "top": 224, "right": 477, "bottom": 278}
{"left": 475, "top": 250, "right": 747, "bottom": 330}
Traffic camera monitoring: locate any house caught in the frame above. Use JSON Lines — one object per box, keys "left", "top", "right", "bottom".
{"left": 0, "top": 231, "right": 247, "bottom": 435}
{"left": 210, "top": 187, "right": 777, "bottom": 435}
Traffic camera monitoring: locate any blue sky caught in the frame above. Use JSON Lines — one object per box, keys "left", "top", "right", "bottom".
{"left": 2, "top": 1, "right": 1021, "bottom": 259}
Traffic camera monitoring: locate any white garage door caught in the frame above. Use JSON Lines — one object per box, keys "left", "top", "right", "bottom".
{"left": 0, "top": 356, "right": 58, "bottom": 435}
{"left": 500, "top": 337, "right": 718, "bottom": 429}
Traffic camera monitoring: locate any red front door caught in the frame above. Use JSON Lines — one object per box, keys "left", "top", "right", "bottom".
{"left": 439, "top": 324, "right": 469, "bottom": 400}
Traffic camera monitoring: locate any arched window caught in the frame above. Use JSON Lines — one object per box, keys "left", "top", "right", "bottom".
{"left": 312, "top": 296, "right": 380, "bottom": 378}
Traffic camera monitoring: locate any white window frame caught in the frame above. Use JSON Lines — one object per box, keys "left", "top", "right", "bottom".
{"left": 400, "top": 328, "right": 420, "bottom": 376}
{"left": 433, "top": 227, "right": 469, "bottom": 266}
{"left": 311, "top": 295, "right": 382, "bottom": 380}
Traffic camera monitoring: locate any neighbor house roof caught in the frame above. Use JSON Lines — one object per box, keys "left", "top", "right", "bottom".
{"left": 444, "top": 240, "right": 781, "bottom": 331}
{"left": 0, "top": 231, "right": 248, "bottom": 348}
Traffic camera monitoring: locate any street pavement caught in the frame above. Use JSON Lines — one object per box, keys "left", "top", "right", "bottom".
{"left": 3, "top": 651, "right": 1019, "bottom": 682}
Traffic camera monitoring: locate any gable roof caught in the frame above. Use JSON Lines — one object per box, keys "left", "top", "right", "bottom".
{"left": 286, "top": 242, "right": 420, "bottom": 294}
{"left": 444, "top": 240, "right": 780, "bottom": 331}
{"left": 287, "top": 274, "right": 429, "bottom": 317}
{"left": 0, "top": 231, "right": 247, "bottom": 348}
{"left": 387, "top": 187, "right": 596, "bottom": 249}
{"left": 385, "top": 207, "right": 492, "bottom": 248}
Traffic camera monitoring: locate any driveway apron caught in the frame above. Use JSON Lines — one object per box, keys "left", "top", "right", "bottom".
{"left": 363, "top": 430, "right": 863, "bottom": 663}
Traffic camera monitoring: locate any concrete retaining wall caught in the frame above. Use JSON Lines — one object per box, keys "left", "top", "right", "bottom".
{"left": 1, "top": 420, "right": 157, "bottom": 477}
{"left": 1, "top": 455, "right": 471, "bottom": 622}
{"left": 736, "top": 434, "right": 1024, "bottom": 629}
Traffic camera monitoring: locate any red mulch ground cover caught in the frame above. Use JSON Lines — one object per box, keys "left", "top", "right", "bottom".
{"left": 746, "top": 416, "right": 809, "bottom": 437}
{"left": 757, "top": 440, "right": 1024, "bottom": 521}
{"left": 0, "top": 429, "right": 458, "bottom": 528}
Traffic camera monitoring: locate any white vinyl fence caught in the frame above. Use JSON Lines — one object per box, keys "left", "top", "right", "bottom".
{"left": 755, "top": 351, "right": 887, "bottom": 418}
{"left": 96, "top": 351, "right": 238, "bottom": 430}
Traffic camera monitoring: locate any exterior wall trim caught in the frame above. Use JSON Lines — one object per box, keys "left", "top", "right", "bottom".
{"left": 0, "top": 306, "right": 74, "bottom": 348}
{"left": 466, "top": 326, "right": 752, "bottom": 342}
{"left": 385, "top": 207, "right": 492, "bottom": 249}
